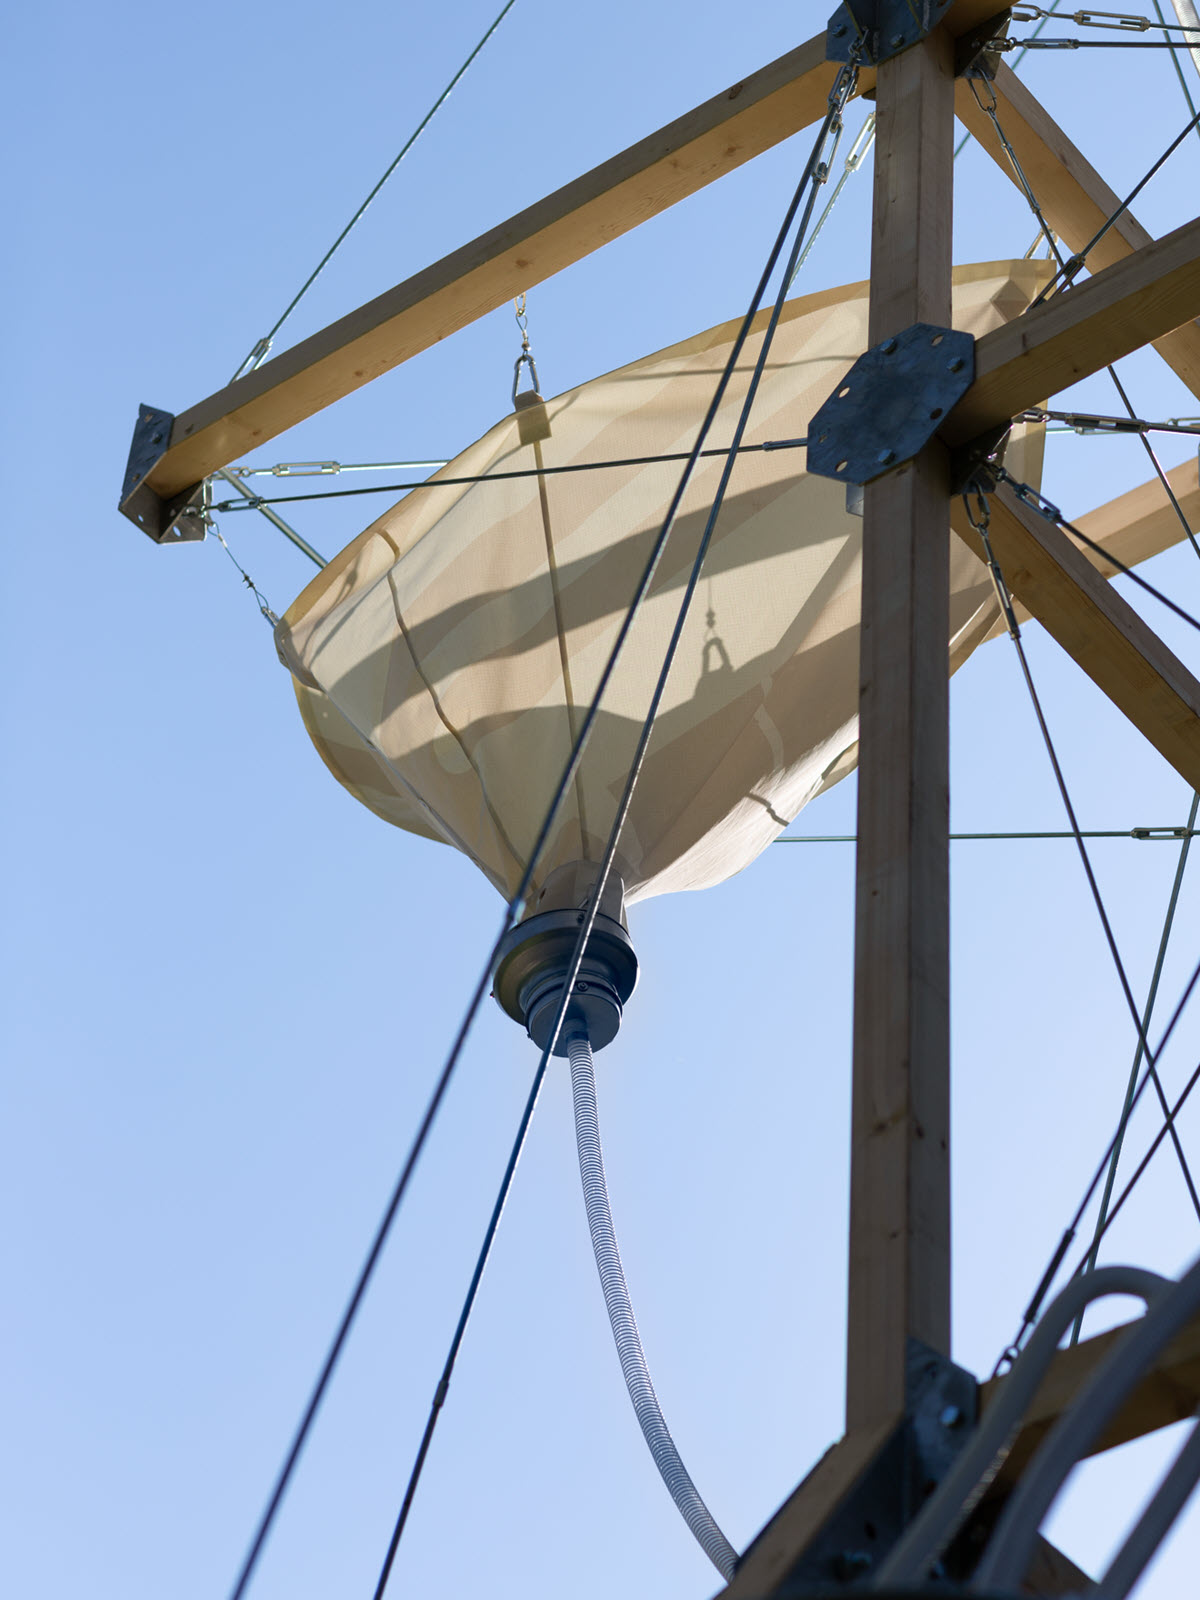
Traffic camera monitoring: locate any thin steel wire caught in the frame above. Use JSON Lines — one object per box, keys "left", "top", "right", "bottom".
{"left": 994, "top": 467, "right": 1200, "bottom": 636}
{"left": 967, "top": 491, "right": 1200, "bottom": 1225}
{"left": 364, "top": 52, "right": 864, "bottom": 1598}
{"left": 1029, "top": 101, "right": 1200, "bottom": 305}
{"left": 955, "top": 0, "right": 1065, "bottom": 157}
{"left": 209, "top": 438, "right": 809, "bottom": 512}
{"left": 1152, "top": 0, "right": 1200, "bottom": 141}
{"left": 221, "top": 110, "right": 820, "bottom": 1595}
{"left": 1104, "top": 364, "right": 1200, "bottom": 564}
{"left": 992, "top": 943, "right": 1200, "bottom": 1373}
{"left": 773, "top": 827, "right": 1196, "bottom": 842}
{"left": 1070, "top": 790, "right": 1200, "bottom": 1344}
{"left": 229, "top": 2, "right": 518, "bottom": 381}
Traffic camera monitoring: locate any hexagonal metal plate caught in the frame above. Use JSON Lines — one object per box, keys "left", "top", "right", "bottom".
{"left": 806, "top": 323, "right": 974, "bottom": 487}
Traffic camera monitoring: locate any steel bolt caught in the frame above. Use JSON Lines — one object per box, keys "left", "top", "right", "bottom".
{"left": 939, "top": 1404, "right": 964, "bottom": 1429}
{"left": 947, "top": 356, "right": 965, "bottom": 373}
{"left": 891, "top": 32, "right": 906, "bottom": 47}
{"left": 881, "top": 337, "right": 898, "bottom": 355}
{"left": 833, "top": 21, "right": 847, "bottom": 35}
{"left": 837, "top": 1550, "right": 873, "bottom": 1577}
{"left": 878, "top": 449, "right": 895, "bottom": 466}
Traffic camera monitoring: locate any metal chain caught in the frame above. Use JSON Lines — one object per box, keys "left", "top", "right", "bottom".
{"left": 961, "top": 482, "right": 1023, "bottom": 638}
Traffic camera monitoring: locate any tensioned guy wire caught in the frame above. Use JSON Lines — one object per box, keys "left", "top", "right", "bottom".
{"left": 992, "top": 943, "right": 1200, "bottom": 1372}
{"left": 994, "top": 466, "right": 1200, "bottom": 636}
{"left": 366, "top": 50, "right": 865, "bottom": 1593}
{"left": 229, "top": 2, "right": 518, "bottom": 381}
{"left": 1029, "top": 100, "right": 1200, "bottom": 304}
{"left": 1069, "top": 790, "right": 1200, "bottom": 1344}
{"left": 964, "top": 485, "right": 1200, "bottom": 1223}
{"left": 223, "top": 118, "right": 816, "bottom": 1599}
{"left": 209, "top": 438, "right": 810, "bottom": 511}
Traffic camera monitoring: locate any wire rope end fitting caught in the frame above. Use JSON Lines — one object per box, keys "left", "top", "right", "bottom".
{"left": 492, "top": 862, "right": 638, "bottom": 1054}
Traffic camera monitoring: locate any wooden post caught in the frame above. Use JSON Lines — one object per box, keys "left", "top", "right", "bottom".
{"left": 846, "top": 27, "right": 955, "bottom": 1433}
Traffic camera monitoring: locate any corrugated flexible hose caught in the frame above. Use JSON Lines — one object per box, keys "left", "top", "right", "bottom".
{"left": 567, "top": 1031, "right": 737, "bottom": 1580}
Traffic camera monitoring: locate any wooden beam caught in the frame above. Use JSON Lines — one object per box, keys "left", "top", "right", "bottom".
{"left": 979, "top": 1308, "right": 1200, "bottom": 1493}
{"left": 950, "top": 483, "right": 1200, "bottom": 789}
{"left": 942, "top": 215, "right": 1200, "bottom": 448}
{"left": 1073, "top": 454, "right": 1200, "bottom": 578}
{"left": 142, "top": 35, "right": 850, "bottom": 499}
{"left": 135, "top": 1, "right": 1003, "bottom": 500}
{"left": 847, "top": 25, "right": 955, "bottom": 1435}
{"left": 954, "top": 63, "right": 1200, "bottom": 402}
{"left": 722, "top": 1422, "right": 900, "bottom": 1598}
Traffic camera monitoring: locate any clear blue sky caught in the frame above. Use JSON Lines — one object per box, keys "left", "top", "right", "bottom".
{"left": 5, "top": 4, "right": 1200, "bottom": 1597}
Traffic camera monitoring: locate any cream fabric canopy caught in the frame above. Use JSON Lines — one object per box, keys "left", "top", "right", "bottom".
{"left": 276, "top": 261, "right": 1048, "bottom": 906}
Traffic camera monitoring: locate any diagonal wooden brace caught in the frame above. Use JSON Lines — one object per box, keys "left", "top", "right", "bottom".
{"left": 955, "top": 63, "right": 1200, "bottom": 404}
{"left": 950, "top": 483, "right": 1200, "bottom": 790}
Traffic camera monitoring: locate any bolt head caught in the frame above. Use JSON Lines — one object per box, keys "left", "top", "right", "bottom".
{"left": 878, "top": 449, "right": 895, "bottom": 466}
{"left": 890, "top": 32, "right": 906, "bottom": 46}
{"left": 948, "top": 356, "right": 965, "bottom": 373}
{"left": 833, "top": 21, "right": 847, "bottom": 35}
{"left": 881, "top": 337, "right": 898, "bottom": 355}
{"left": 939, "top": 1404, "right": 964, "bottom": 1429}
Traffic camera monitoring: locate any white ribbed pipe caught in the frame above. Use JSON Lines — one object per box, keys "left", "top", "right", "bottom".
{"left": 1169, "top": 0, "right": 1200, "bottom": 87}
{"left": 567, "top": 1032, "right": 737, "bottom": 1580}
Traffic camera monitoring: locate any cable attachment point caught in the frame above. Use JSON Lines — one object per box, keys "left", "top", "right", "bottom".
{"left": 511, "top": 291, "right": 551, "bottom": 445}
{"left": 118, "top": 404, "right": 207, "bottom": 544}
{"left": 963, "top": 480, "right": 1021, "bottom": 639}
{"left": 955, "top": 8, "right": 1014, "bottom": 76}
{"left": 808, "top": 324, "right": 974, "bottom": 486}
{"left": 826, "top": 0, "right": 953, "bottom": 65}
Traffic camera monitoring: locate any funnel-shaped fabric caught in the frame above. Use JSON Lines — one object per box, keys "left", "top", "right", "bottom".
{"left": 277, "top": 262, "right": 1048, "bottom": 905}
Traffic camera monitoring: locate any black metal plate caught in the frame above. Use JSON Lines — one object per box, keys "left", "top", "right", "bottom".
{"left": 118, "top": 403, "right": 206, "bottom": 544}
{"left": 807, "top": 324, "right": 974, "bottom": 487}
{"left": 826, "top": 0, "right": 954, "bottom": 65}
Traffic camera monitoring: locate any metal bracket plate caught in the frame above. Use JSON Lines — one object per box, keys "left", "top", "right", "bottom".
{"left": 775, "top": 1340, "right": 977, "bottom": 1590}
{"left": 807, "top": 324, "right": 974, "bottom": 487}
{"left": 119, "top": 404, "right": 207, "bottom": 544}
{"left": 826, "top": 0, "right": 954, "bottom": 65}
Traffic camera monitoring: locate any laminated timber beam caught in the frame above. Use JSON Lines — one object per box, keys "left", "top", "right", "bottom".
{"left": 132, "top": 1, "right": 1005, "bottom": 504}
{"left": 954, "top": 62, "right": 1200, "bottom": 404}
{"left": 942, "top": 213, "right": 1200, "bottom": 448}
{"left": 950, "top": 482, "right": 1200, "bottom": 791}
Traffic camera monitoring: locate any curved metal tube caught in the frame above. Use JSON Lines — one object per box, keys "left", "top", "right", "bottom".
{"left": 975, "top": 1252, "right": 1200, "bottom": 1592}
{"left": 567, "top": 1031, "right": 737, "bottom": 1580}
{"left": 1095, "top": 1413, "right": 1200, "bottom": 1598}
{"left": 875, "top": 1265, "right": 1170, "bottom": 1587}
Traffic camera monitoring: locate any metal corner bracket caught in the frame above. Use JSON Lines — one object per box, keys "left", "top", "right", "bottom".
{"left": 119, "top": 404, "right": 207, "bottom": 544}
{"left": 773, "top": 1340, "right": 978, "bottom": 1591}
{"left": 826, "top": 0, "right": 954, "bottom": 65}
{"left": 807, "top": 324, "right": 975, "bottom": 488}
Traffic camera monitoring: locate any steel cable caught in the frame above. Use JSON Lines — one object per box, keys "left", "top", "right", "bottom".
{"left": 1070, "top": 789, "right": 1200, "bottom": 1344}
{"left": 362, "top": 52, "right": 864, "bottom": 1595}
{"left": 229, "top": 2, "right": 518, "bottom": 381}
{"left": 965, "top": 487, "right": 1200, "bottom": 1220}
{"left": 224, "top": 105, "right": 819, "bottom": 1600}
